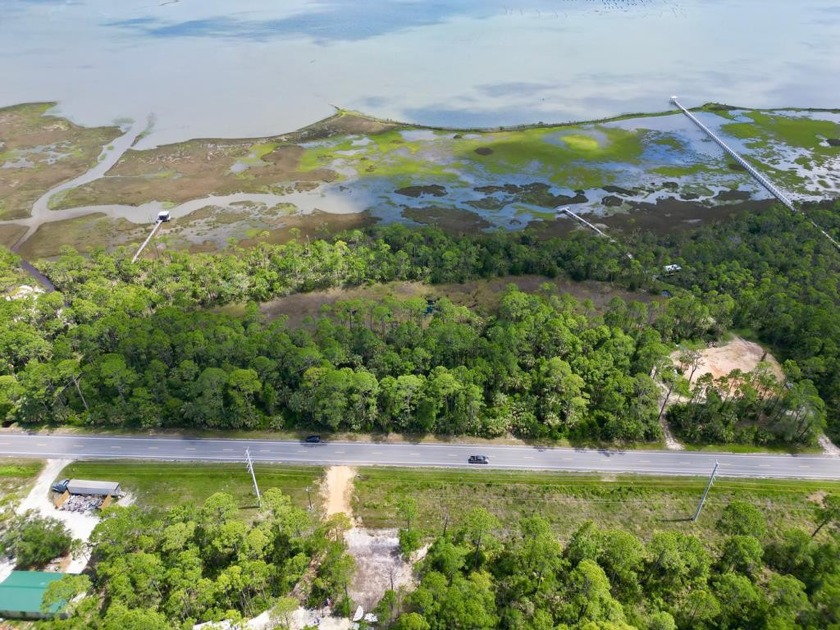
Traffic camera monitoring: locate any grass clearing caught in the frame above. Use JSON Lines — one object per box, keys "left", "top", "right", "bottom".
{"left": 59, "top": 461, "right": 324, "bottom": 516}
{"left": 0, "top": 459, "right": 44, "bottom": 521}
{"left": 0, "top": 461, "right": 43, "bottom": 479}
{"left": 353, "top": 468, "right": 837, "bottom": 544}
{"left": 258, "top": 275, "right": 658, "bottom": 327}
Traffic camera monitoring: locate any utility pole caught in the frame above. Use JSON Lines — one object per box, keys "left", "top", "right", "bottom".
{"left": 245, "top": 448, "right": 262, "bottom": 509}
{"left": 692, "top": 461, "right": 719, "bottom": 521}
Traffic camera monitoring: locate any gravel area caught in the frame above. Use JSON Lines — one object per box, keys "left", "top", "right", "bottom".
{"left": 15, "top": 459, "right": 99, "bottom": 573}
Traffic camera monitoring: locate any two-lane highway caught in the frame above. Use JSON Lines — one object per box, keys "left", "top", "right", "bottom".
{"left": 1, "top": 434, "right": 839, "bottom": 479}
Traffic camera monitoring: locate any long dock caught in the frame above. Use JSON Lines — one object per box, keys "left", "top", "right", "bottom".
{"left": 557, "top": 206, "right": 614, "bottom": 240}
{"left": 557, "top": 207, "right": 633, "bottom": 259}
{"left": 131, "top": 220, "right": 163, "bottom": 263}
{"left": 670, "top": 97, "right": 795, "bottom": 211}
{"left": 671, "top": 97, "right": 840, "bottom": 250}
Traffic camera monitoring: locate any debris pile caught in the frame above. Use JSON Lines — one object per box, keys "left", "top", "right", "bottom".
{"left": 59, "top": 495, "right": 104, "bottom": 513}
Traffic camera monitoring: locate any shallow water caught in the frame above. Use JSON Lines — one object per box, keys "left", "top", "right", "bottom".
{"left": 2, "top": 0, "right": 839, "bottom": 148}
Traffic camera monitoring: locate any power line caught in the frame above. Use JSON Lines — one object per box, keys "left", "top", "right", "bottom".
{"left": 692, "top": 461, "right": 720, "bottom": 521}
{"left": 245, "top": 448, "right": 262, "bottom": 509}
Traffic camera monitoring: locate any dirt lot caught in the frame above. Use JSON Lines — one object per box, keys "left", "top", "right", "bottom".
{"left": 675, "top": 336, "right": 785, "bottom": 385}
{"left": 14, "top": 459, "right": 100, "bottom": 574}
{"left": 319, "top": 466, "right": 419, "bottom": 615}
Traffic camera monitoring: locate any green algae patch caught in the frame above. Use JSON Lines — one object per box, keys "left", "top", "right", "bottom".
{"left": 560, "top": 134, "right": 601, "bottom": 151}
{"left": 234, "top": 142, "right": 281, "bottom": 172}
{"left": 296, "top": 122, "right": 647, "bottom": 193}
{"left": 298, "top": 128, "right": 459, "bottom": 183}
{"left": 651, "top": 164, "right": 708, "bottom": 177}
{"left": 724, "top": 111, "right": 840, "bottom": 150}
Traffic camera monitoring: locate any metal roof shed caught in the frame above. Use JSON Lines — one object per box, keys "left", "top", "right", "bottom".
{"left": 0, "top": 571, "right": 66, "bottom": 619}
{"left": 66, "top": 479, "right": 121, "bottom": 496}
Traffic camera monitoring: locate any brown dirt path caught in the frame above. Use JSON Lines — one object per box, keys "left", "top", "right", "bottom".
{"left": 321, "top": 466, "right": 356, "bottom": 519}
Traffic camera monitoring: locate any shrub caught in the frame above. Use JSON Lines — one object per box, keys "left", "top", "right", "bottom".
{"left": 0, "top": 511, "right": 74, "bottom": 569}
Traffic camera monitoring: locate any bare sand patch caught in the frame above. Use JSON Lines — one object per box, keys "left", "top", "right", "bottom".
{"left": 345, "top": 528, "right": 422, "bottom": 611}
{"left": 319, "top": 466, "right": 423, "bottom": 616}
{"left": 674, "top": 336, "right": 785, "bottom": 385}
{"left": 818, "top": 435, "right": 840, "bottom": 456}
{"left": 321, "top": 466, "right": 356, "bottom": 519}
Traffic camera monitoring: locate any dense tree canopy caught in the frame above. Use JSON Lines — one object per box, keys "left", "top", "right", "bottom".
{"left": 0, "top": 512, "right": 73, "bottom": 569}
{"left": 2, "top": 202, "right": 840, "bottom": 445}
{"left": 1, "top": 281, "right": 667, "bottom": 441}
{"left": 386, "top": 502, "right": 840, "bottom": 630}
{"left": 41, "top": 489, "right": 354, "bottom": 629}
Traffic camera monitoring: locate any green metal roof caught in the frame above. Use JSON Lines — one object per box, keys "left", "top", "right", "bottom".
{"left": 0, "top": 571, "right": 66, "bottom": 616}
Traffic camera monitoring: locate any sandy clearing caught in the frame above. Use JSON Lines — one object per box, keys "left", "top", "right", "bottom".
{"left": 318, "top": 466, "right": 423, "bottom": 617}
{"left": 660, "top": 416, "right": 684, "bottom": 450}
{"left": 344, "top": 528, "right": 424, "bottom": 612}
{"left": 673, "top": 337, "right": 785, "bottom": 385}
{"left": 321, "top": 466, "right": 356, "bottom": 519}
{"left": 195, "top": 609, "right": 351, "bottom": 630}
{"left": 818, "top": 435, "right": 840, "bottom": 457}
{"left": 15, "top": 459, "right": 99, "bottom": 574}
{"left": 0, "top": 558, "right": 14, "bottom": 583}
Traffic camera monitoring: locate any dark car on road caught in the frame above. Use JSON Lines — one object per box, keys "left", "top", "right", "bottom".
{"left": 304, "top": 435, "right": 321, "bottom": 443}
{"left": 468, "top": 455, "right": 489, "bottom": 464}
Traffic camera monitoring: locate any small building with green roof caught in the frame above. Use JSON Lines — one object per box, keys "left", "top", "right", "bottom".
{"left": 0, "top": 571, "right": 66, "bottom": 619}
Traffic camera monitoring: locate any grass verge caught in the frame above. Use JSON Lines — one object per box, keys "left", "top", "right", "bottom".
{"left": 0, "top": 459, "right": 44, "bottom": 521}
{"left": 59, "top": 461, "right": 323, "bottom": 516}
{"left": 681, "top": 442, "right": 823, "bottom": 455}
{"left": 353, "top": 468, "right": 838, "bottom": 544}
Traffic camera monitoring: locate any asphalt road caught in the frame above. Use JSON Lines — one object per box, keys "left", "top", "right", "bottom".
{"left": 1, "top": 433, "right": 839, "bottom": 480}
